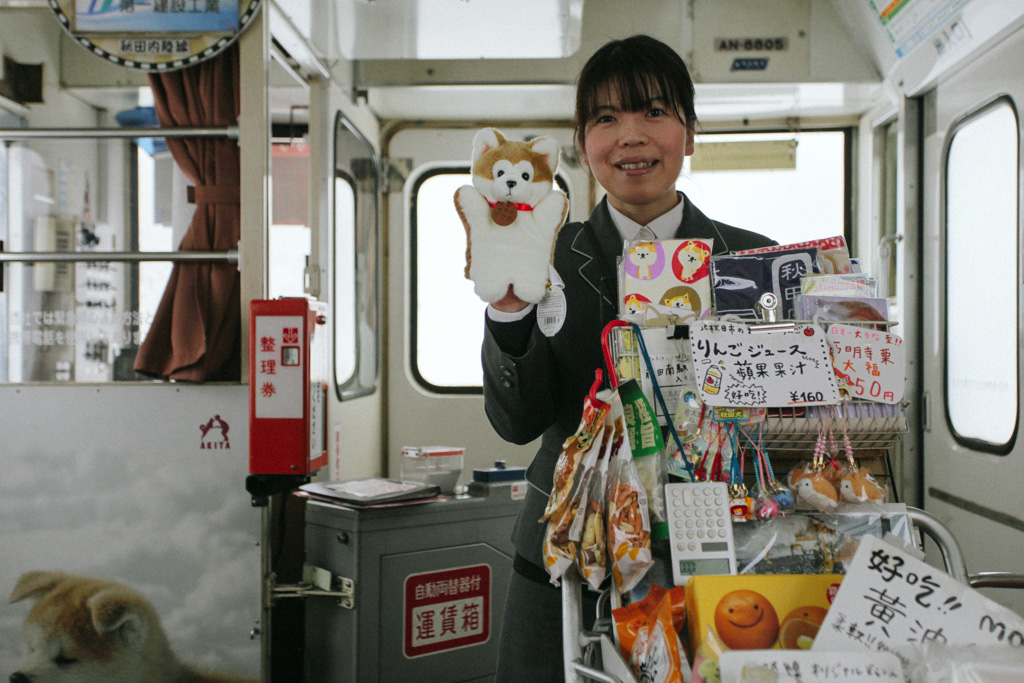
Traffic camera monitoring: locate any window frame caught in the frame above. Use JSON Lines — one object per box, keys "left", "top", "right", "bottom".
{"left": 941, "top": 95, "right": 1020, "bottom": 454}
{"left": 332, "top": 113, "right": 381, "bottom": 401}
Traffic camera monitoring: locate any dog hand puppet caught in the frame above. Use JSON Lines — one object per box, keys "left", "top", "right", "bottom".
{"left": 454, "top": 128, "right": 569, "bottom": 304}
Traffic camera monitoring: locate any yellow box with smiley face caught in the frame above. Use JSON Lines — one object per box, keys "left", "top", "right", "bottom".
{"left": 685, "top": 574, "right": 843, "bottom": 656}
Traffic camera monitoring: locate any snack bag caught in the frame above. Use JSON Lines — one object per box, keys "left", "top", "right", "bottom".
{"left": 543, "top": 427, "right": 605, "bottom": 584}
{"left": 578, "top": 430, "right": 613, "bottom": 591}
{"left": 613, "top": 584, "right": 687, "bottom": 661}
{"left": 542, "top": 389, "right": 608, "bottom": 522}
{"left": 606, "top": 399, "right": 654, "bottom": 593}
{"left": 630, "top": 590, "right": 686, "bottom": 683}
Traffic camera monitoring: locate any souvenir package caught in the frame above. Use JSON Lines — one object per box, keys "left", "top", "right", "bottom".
{"left": 685, "top": 574, "right": 843, "bottom": 683}
{"left": 797, "top": 294, "right": 889, "bottom": 324}
{"left": 612, "top": 585, "right": 687, "bottom": 683}
{"left": 710, "top": 247, "right": 821, "bottom": 319}
{"left": 735, "top": 236, "right": 852, "bottom": 275}
{"left": 618, "top": 379, "right": 669, "bottom": 535}
{"left": 577, "top": 432, "right": 613, "bottom": 591}
{"left": 799, "top": 272, "right": 876, "bottom": 297}
{"left": 542, "top": 384, "right": 608, "bottom": 522}
{"left": 731, "top": 504, "right": 914, "bottom": 575}
{"left": 606, "top": 401, "right": 654, "bottom": 593}
{"left": 621, "top": 237, "right": 714, "bottom": 326}
{"left": 543, "top": 423, "right": 607, "bottom": 583}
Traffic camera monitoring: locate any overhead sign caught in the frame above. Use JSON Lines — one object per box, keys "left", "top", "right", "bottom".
{"left": 48, "top": 0, "right": 261, "bottom": 71}
{"left": 404, "top": 564, "right": 491, "bottom": 658}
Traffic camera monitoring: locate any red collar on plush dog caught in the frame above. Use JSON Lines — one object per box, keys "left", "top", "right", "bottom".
{"left": 487, "top": 199, "right": 534, "bottom": 211}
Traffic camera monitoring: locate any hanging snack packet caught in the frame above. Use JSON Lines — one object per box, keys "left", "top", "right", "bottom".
{"left": 630, "top": 590, "right": 686, "bottom": 683}
{"left": 578, "top": 429, "right": 614, "bottom": 591}
{"left": 606, "top": 403, "right": 654, "bottom": 593}
{"left": 543, "top": 426, "right": 605, "bottom": 584}
{"left": 542, "top": 387, "right": 608, "bottom": 522}
{"left": 612, "top": 584, "right": 687, "bottom": 662}
{"left": 618, "top": 379, "right": 668, "bottom": 536}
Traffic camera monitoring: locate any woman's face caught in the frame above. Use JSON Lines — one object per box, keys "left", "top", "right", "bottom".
{"left": 581, "top": 83, "right": 694, "bottom": 226}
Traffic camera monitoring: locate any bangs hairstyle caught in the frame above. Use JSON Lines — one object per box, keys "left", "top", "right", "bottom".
{"left": 575, "top": 35, "right": 697, "bottom": 149}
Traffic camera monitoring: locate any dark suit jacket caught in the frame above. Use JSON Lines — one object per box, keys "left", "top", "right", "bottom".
{"left": 482, "top": 195, "right": 776, "bottom": 570}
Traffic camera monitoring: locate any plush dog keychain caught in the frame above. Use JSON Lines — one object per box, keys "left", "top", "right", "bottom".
{"left": 454, "top": 128, "right": 569, "bottom": 304}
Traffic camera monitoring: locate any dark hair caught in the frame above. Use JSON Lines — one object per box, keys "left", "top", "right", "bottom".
{"left": 574, "top": 35, "right": 697, "bottom": 151}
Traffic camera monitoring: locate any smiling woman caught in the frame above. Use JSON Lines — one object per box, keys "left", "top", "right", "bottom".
{"left": 481, "top": 35, "right": 777, "bottom": 683}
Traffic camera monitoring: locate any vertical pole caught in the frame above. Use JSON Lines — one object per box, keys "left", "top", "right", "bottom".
{"left": 561, "top": 565, "right": 582, "bottom": 683}
{"left": 259, "top": 502, "right": 273, "bottom": 683}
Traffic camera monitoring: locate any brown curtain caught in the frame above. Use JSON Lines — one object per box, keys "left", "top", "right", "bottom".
{"left": 134, "top": 44, "right": 241, "bottom": 382}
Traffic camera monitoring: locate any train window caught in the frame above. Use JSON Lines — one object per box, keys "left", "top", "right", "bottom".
{"left": 678, "top": 130, "right": 849, "bottom": 245}
{"left": 411, "top": 168, "right": 569, "bottom": 392}
{"left": 2, "top": 136, "right": 162, "bottom": 383}
{"left": 412, "top": 169, "right": 488, "bottom": 392}
{"left": 944, "top": 98, "right": 1018, "bottom": 451}
{"left": 332, "top": 114, "right": 380, "bottom": 399}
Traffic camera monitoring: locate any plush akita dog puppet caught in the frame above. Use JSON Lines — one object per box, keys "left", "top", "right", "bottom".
{"left": 455, "top": 128, "right": 569, "bottom": 304}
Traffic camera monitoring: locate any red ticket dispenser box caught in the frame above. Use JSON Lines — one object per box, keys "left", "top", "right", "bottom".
{"left": 247, "top": 298, "right": 328, "bottom": 501}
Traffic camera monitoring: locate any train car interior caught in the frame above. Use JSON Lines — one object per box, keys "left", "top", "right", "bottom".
{"left": 2, "top": 0, "right": 1024, "bottom": 680}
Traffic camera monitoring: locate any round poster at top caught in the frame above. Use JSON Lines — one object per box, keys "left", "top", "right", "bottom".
{"left": 48, "top": 0, "right": 261, "bottom": 72}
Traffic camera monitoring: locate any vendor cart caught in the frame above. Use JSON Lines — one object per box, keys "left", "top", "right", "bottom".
{"left": 557, "top": 309, "right": 1017, "bottom": 682}
{"left": 560, "top": 505, "right": 983, "bottom": 683}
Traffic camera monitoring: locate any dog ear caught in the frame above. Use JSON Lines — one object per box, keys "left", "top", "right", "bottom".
{"left": 472, "top": 128, "right": 504, "bottom": 164}
{"left": 8, "top": 570, "right": 67, "bottom": 604}
{"left": 528, "top": 137, "right": 560, "bottom": 174}
{"left": 87, "top": 587, "right": 148, "bottom": 649}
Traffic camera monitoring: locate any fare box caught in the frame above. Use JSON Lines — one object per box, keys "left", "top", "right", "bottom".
{"left": 813, "top": 535, "right": 1024, "bottom": 672}
{"left": 686, "top": 574, "right": 843, "bottom": 655}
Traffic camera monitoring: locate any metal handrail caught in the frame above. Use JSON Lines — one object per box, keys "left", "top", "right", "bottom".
{"left": 969, "top": 572, "right": 1024, "bottom": 590}
{"left": 0, "top": 250, "right": 238, "bottom": 265}
{"left": 906, "top": 507, "right": 969, "bottom": 584}
{"left": 0, "top": 127, "right": 238, "bottom": 140}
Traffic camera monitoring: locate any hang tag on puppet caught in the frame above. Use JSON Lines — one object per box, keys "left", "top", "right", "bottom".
{"left": 618, "top": 379, "right": 664, "bottom": 458}
{"left": 537, "top": 266, "right": 566, "bottom": 337}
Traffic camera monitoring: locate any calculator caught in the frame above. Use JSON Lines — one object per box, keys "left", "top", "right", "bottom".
{"left": 665, "top": 482, "right": 737, "bottom": 586}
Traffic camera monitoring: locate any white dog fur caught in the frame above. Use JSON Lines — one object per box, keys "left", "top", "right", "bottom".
{"left": 454, "top": 128, "right": 568, "bottom": 304}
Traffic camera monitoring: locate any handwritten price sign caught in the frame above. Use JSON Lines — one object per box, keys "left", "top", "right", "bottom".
{"left": 826, "top": 324, "right": 905, "bottom": 403}
{"left": 689, "top": 320, "right": 839, "bottom": 408}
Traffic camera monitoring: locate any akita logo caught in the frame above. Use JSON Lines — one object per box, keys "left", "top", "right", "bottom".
{"left": 200, "top": 415, "right": 231, "bottom": 449}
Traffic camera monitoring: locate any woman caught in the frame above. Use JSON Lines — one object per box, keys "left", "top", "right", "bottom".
{"left": 483, "top": 35, "right": 776, "bottom": 680}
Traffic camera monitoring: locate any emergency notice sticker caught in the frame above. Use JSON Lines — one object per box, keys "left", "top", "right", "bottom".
{"left": 404, "top": 564, "right": 490, "bottom": 658}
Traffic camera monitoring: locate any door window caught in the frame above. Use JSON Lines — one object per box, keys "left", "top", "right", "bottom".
{"left": 944, "top": 98, "right": 1019, "bottom": 450}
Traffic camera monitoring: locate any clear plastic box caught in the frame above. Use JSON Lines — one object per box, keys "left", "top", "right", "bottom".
{"left": 400, "top": 446, "right": 464, "bottom": 494}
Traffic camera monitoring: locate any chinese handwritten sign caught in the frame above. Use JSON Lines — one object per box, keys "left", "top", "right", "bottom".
{"left": 689, "top": 321, "right": 840, "bottom": 407}
{"left": 826, "top": 324, "right": 905, "bottom": 403}
{"left": 404, "top": 564, "right": 490, "bottom": 658}
{"left": 253, "top": 315, "right": 303, "bottom": 419}
{"left": 813, "top": 535, "right": 1024, "bottom": 673}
